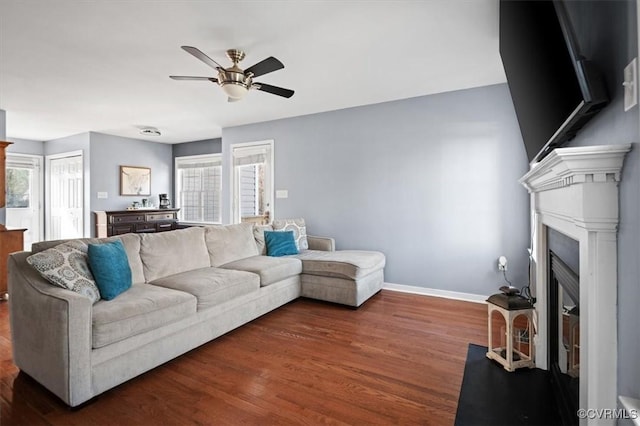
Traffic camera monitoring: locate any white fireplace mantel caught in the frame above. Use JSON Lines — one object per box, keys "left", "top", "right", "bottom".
{"left": 520, "top": 144, "right": 631, "bottom": 426}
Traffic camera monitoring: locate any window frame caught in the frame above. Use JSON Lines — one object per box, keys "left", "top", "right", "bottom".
{"left": 174, "top": 153, "right": 223, "bottom": 225}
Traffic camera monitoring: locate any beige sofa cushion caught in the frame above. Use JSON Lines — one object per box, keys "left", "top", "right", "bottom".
{"left": 151, "top": 267, "right": 260, "bottom": 311}
{"left": 32, "top": 237, "right": 101, "bottom": 253}
{"left": 140, "top": 228, "right": 210, "bottom": 282}
{"left": 105, "top": 234, "right": 145, "bottom": 285}
{"left": 205, "top": 223, "right": 259, "bottom": 267}
{"left": 293, "top": 250, "right": 386, "bottom": 280}
{"left": 253, "top": 225, "right": 273, "bottom": 255}
{"left": 221, "top": 255, "right": 302, "bottom": 287}
{"left": 92, "top": 283, "right": 196, "bottom": 348}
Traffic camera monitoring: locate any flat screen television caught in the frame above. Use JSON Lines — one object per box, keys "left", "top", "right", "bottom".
{"left": 500, "top": 0, "right": 608, "bottom": 163}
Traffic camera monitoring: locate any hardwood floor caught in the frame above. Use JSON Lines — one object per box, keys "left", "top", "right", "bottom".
{"left": 0, "top": 290, "right": 487, "bottom": 425}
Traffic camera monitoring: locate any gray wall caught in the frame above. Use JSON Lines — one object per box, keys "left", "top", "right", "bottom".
{"left": 6, "top": 137, "right": 44, "bottom": 155}
{"left": 222, "top": 83, "right": 530, "bottom": 296}
{"left": 560, "top": 0, "right": 640, "bottom": 409}
{"left": 172, "top": 138, "right": 222, "bottom": 158}
{"left": 89, "top": 132, "right": 173, "bottom": 233}
{"left": 172, "top": 138, "right": 222, "bottom": 203}
{"left": 0, "top": 109, "right": 5, "bottom": 140}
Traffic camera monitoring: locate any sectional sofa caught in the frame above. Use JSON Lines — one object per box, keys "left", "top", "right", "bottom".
{"left": 8, "top": 223, "right": 385, "bottom": 407}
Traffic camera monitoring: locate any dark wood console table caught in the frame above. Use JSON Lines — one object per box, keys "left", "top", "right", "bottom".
{"left": 94, "top": 209, "right": 180, "bottom": 238}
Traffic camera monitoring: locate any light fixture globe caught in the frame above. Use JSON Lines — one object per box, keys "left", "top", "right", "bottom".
{"left": 217, "top": 64, "right": 251, "bottom": 100}
{"left": 221, "top": 82, "right": 248, "bottom": 99}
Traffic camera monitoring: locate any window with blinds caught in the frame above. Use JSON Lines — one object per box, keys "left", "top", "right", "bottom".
{"left": 175, "top": 154, "right": 222, "bottom": 224}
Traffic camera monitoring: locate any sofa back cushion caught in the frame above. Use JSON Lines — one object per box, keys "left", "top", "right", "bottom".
{"left": 104, "top": 233, "right": 145, "bottom": 285}
{"left": 32, "top": 238, "right": 100, "bottom": 253}
{"left": 32, "top": 233, "right": 146, "bottom": 285}
{"left": 205, "top": 223, "right": 259, "bottom": 267}
{"left": 253, "top": 224, "right": 273, "bottom": 255}
{"left": 140, "top": 227, "right": 210, "bottom": 282}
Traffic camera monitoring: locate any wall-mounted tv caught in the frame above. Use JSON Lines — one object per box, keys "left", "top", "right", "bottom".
{"left": 500, "top": 0, "right": 608, "bottom": 164}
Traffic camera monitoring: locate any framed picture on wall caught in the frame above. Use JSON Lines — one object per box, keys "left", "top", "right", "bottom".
{"left": 120, "top": 166, "right": 151, "bottom": 196}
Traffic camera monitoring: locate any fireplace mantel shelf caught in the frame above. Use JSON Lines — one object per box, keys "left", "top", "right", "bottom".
{"left": 520, "top": 144, "right": 631, "bottom": 193}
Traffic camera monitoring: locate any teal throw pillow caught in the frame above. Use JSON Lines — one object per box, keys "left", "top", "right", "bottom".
{"left": 88, "top": 240, "right": 132, "bottom": 300}
{"left": 264, "top": 230, "right": 299, "bottom": 257}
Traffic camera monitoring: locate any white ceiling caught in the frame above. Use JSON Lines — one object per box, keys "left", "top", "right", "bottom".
{"left": 0, "top": 0, "right": 506, "bottom": 144}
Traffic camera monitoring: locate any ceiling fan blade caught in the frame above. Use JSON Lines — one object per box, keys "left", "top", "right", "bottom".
{"left": 255, "top": 83, "right": 294, "bottom": 98}
{"left": 244, "top": 57, "right": 284, "bottom": 78}
{"left": 170, "top": 76, "right": 218, "bottom": 83}
{"left": 181, "top": 46, "right": 224, "bottom": 70}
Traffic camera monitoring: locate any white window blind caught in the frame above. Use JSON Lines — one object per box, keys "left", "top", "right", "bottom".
{"left": 232, "top": 146, "right": 268, "bottom": 166}
{"left": 175, "top": 155, "right": 222, "bottom": 223}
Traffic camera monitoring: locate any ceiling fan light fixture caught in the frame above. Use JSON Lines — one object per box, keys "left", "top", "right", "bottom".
{"left": 172, "top": 46, "right": 293, "bottom": 101}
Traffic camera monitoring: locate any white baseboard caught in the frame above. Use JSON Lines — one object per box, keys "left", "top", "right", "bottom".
{"left": 383, "top": 283, "right": 488, "bottom": 304}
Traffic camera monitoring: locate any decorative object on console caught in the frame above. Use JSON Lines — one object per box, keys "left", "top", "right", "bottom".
{"left": 486, "top": 292, "right": 535, "bottom": 372}
{"left": 158, "top": 193, "right": 170, "bottom": 208}
{"left": 120, "top": 166, "right": 151, "bottom": 196}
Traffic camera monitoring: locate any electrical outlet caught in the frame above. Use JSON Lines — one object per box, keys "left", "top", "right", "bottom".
{"left": 498, "top": 256, "right": 508, "bottom": 271}
{"left": 624, "top": 58, "right": 638, "bottom": 111}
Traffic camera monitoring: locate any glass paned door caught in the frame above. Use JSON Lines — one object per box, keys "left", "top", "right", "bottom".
{"left": 231, "top": 142, "right": 273, "bottom": 225}
{"left": 46, "top": 152, "right": 83, "bottom": 240}
{"left": 6, "top": 154, "right": 43, "bottom": 250}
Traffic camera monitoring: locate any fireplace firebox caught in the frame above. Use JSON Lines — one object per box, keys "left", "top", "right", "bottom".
{"left": 549, "top": 249, "right": 580, "bottom": 425}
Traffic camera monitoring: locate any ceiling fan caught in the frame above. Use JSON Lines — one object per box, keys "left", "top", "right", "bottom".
{"left": 170, "top": 46, "right": 294, "bottom": 102}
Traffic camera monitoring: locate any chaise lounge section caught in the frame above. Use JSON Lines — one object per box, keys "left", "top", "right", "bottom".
{"left": 8, "top": 222, "right": 385, "bottom": 407}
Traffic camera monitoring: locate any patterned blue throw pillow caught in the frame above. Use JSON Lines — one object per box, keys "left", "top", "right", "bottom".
{"left": 26, "top": 240, "right": 101, "bottom": 303}
{"left": 88, "top": 240, "right": 132, "bottom": 301}
{"left": 264, "top": 230, "right": 299, "bottom": 257}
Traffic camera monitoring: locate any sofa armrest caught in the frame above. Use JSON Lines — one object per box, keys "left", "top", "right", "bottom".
{"left": 8, "top": 251, "right": 93, "bottom": 407}
{"left": 307, "top": 235, "right": 335, "bottom": 252}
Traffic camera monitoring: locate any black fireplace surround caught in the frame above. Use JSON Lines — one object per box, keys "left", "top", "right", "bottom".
{"left": 549, "top": 250, "right": 580, "bottom": 426}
